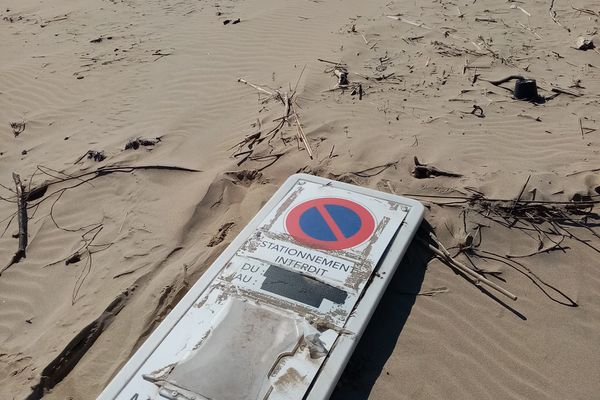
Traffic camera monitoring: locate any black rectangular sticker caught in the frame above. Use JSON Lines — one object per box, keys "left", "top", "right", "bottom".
{"left": 261, "top": 265, "right": 348, "bottom": 308}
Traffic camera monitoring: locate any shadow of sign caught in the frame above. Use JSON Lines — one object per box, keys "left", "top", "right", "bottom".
{"left": 330, "top": 223, "right": 432, "bottom": 400}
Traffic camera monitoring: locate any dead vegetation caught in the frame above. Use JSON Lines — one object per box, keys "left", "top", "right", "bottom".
{"left": 1, "top": 164, "right": 200, "bottom": 278}
{"left": 232, "top": 68, "right": 313, "bottom": 171}
{"left": 405, "top": 180, "right": 597, "bottom": 308}
{"left": 124, "top": 136, "right": 161, "bottom": 150}
{"left": 9, "top": 120, "right": 26, "bottom": 137}
{"left": 74, "top": 150, "right": 106, "bottom": 163}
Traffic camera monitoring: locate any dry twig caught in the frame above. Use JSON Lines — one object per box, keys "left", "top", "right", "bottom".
{"left": 351, "top": 161, "right": 398, "bottom": 178}
{"left": 237, "top": 78, "right": 274, "bottom": 96}
{"left": 420, "top": 233, "right": 517, "bottom": 300}
{"left": 1, "top": 173, "right": 28, "bottom": 275}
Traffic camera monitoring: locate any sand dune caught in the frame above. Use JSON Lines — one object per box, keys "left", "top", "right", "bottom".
{"left": 1, "top": 0, "right": 599, "bottom": 399}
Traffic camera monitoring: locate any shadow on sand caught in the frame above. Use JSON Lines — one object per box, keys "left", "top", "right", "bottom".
{"left": 329, "top": 223, "right": 432, "bottom": 400}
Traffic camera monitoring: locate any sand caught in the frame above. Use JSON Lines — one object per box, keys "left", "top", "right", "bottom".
{"left": 1, "top": 0, "right": 599, "bottom": 399}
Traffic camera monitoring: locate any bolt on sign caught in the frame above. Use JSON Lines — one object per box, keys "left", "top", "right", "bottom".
{"left": 99, "top": 174, "right": 424, "bottom": 400}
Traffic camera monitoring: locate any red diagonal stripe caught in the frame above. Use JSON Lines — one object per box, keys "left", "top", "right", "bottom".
{"left": 315, "top": 204, "right": 345, "bottom": 241}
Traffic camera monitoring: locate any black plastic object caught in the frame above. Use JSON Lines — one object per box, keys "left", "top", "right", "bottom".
{"left": 514, "top": 78, "right": 538, "bottom": 100}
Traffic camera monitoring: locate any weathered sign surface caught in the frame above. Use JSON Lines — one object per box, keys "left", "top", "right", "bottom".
{"left": 98, "top": 174, "right": 424, "bottom": 400}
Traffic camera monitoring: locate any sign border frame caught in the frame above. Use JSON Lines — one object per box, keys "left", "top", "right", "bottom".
{"left": 97, "top": 173, "right": 425, "bottom": 400}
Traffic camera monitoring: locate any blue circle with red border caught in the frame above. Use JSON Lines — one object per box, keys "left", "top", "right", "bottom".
{"left": 285, "top": 198, "right": 375, "bottom": 250}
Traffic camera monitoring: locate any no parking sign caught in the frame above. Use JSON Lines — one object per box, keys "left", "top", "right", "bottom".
{"left": 99, "top": 174, "right": 424, "bottom": 400}
{"left": 285, "top": 198, "right": 375, "bottom": 250}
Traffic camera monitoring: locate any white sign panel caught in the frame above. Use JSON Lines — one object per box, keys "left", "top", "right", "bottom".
{"left": 98, "top": 174, "right": 424, "bottom": 400}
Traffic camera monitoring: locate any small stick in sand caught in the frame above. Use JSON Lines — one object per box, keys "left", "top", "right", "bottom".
{"left": 385, "top": 180, "right": 396, "bottom": 194}
{"left": 510, "top": 175, "right": 531, "bottom": 217}
{"left": 1, "top": 173, "right": 28, "bottom": 275}
{"left": 456, "top": 6, "right": 464, "bottom": 18}
{"left": 293, "top": 64, "right": 307, "bottom": 94}
{"left": 237, "top": 78, "right": 274, "bottom": 96}
{"left": 550, "top": 87, "right": 582, "bottom": 97}
{"left": 510, "top": 4, "right": 531, "bottom": 17}
{"left": 506, "top": 236, "right": 565, "bottom": 258}
{"left": 574, "top": 119, "right": 596, "bottom": 137}
{"left": 350, "top": 83, "right": 363, "bottom": 99}
{"left": 386, "top": 15, "right": 433, "bottom": 30}
{"left": 517, "top": 21, "right": 543, "bottom": 40}
{"left": 328, "top": 145, "right": 337, "bottom": 159}
{"left": 316, "top": 58, "right": 346, "bottom": 66}
{"left": 421, "top": 234, "right": 518, "bottom": 301}
{"left": 548, "top": 0, "right": 566, "bottom": 28}
{"left": 567, "top": 167, "right": 600, "bottom": 176}
{"left": 14, "top": 175, "right": 28, "bottom": 257}
{"left": 283, "top": 92, "right": 291, "bottom": 126}
{"left": 570, "top": 5, "right": 600, "bottom": 17}
{"left": 351, "top": 161, "right": 398, "bottom": 178}
{"left": 293, "top": 112, "right": 313, "bottom": 159}
{"left": 40, "top": 14, "right": 69, "bottom": 27}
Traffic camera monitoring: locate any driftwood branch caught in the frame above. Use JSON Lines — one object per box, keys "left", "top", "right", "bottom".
{"left": 1, "top": 173, "right": 28, "bottom": 275}
{"left": 13, "top": 173, "right": 28, "bottom": 260}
